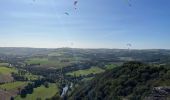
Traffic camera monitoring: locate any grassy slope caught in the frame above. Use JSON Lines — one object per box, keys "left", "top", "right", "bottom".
{"left": 66, "top": 67, "right": 105, "bottom": 77}
{"left": 0, "top": 66, "right": 17, "bottom": 83}
{"left": 26, "top": 58, "right": 49, "bottom": 65}
{"left": 15, "top": 83, "right": 59, "bottom": 100}
{"left": 25, "top": 57, "right": 75, "bottom": 68}
{"left": 0, "top": 66, "right": 17, "bottom": 74}
{"left": 0, "top": 81, "right": 28, "bottom": 90}
{"left": 105, "top": 64, "right": 118, "bottom": 70}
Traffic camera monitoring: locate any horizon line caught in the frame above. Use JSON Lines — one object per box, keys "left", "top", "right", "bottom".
{"left": 0, "top": 46, "right": 169, "bottom": 50}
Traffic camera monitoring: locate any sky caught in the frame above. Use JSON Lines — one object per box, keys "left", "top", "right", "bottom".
{"left": 0, "top": 0, "right": 170, "bottom": 49}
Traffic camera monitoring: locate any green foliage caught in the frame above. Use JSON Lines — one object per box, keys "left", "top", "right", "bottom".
{"left": 69, "top": 61, "right": 170, "bottom": 100}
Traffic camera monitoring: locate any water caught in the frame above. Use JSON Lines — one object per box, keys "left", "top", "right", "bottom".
{"left": 61, "top": 85, "right": 69, "bottom": 97}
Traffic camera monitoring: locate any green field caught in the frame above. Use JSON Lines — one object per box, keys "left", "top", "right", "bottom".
{"left": 26, "top": 58, "right": 49, "bottom": 65}
{"left": 25, "top": 57, "right": 78, "bottom": 68}
{"left": 0, "top": 81, "right": 28, "bottom": 90}
{"left": 105, "top": 64, "right": 118, "bottom": 70}
{"left": 22, "top": 73, "right": 40, "bottom": 81}
{"left": 66, "top": 67, "right": 105, "bottom": 77}
{"left": 81, "top": 77, "right": 94, "bottom": 81}
{"left": 25, "top": 74, "right": 41, "bottom": 80}
{"left": 0, "top": 66, "right": 17, "bottom": 74}
{"left": 15, "top": 83, "right": 59, "bottom": 100}
{"left": 0, "top": 63, "right": 9, "bottom": 66}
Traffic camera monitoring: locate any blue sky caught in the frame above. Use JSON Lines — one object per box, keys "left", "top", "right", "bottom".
{"left": 0, "top": 0, "right": 170, "bottom": 49}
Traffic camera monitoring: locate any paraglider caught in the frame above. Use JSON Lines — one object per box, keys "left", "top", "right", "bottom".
{"left": 74, "top": 0, "right": 78, "bottom": 10}
{"left": 74, "top": 1, "right": 78, "bottom": 6}
{"left": 125, "top": 0, "right": 132, "bottom": 7}
{"left": 64, "top": 12, "right": 69, "bottom": 16}
{"left": 127, "top": 43, "right": 132, "bottom": 47}
{"left": 127, "top": 43, "right": 132, "bottom": 50}
{"left": 63, "top": 0, "right": 79, "bottom": 15}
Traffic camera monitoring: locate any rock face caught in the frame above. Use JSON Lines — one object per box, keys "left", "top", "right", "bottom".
{"left": 144, "top": 87, "right": 170, "bottom": 100}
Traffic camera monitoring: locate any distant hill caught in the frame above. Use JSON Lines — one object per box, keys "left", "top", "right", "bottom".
{"left": 0, "top": 47, "right": 51, "bottom": 56}
{"left": 69, "top": 61, "right": 170, "bottom": 100}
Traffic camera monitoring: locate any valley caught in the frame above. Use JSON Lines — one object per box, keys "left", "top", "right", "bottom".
{"left": 0, "top": 48, "right": 170, "bottom": 100}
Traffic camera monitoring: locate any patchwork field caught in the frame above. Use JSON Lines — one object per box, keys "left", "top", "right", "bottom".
{"left": 25, "top": 56, "right": 81, "bottom": 69}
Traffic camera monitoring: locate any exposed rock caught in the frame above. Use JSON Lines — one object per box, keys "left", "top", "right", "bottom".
{"left": 144, "top": 87, "right": 170, "bottom": 100}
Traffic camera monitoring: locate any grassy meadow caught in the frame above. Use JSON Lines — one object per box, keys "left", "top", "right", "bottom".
{"left": 15, "top": 83, "right": 59, "bottom": 100}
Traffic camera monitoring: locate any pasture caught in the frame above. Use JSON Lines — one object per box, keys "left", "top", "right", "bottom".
{"left": 66, "top": 67, "right": 105, "bottom": 77}
{"left": 15, "top": 83, "right": 59, "bottom": 100}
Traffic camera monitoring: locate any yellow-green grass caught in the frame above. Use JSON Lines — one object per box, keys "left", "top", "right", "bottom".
{"left": 105, "top": 64, "right": 118, "bottom": 70}
{"left": 15, "top": 83, "right": 59, "bottom": 100}
{"left": 0, "top": 66, "right": 17, "bottom": 83}
{"left": 66, "top": 67, "right": 105, "bottom": 77}
{"left": 48, "top": 52, "right": 63, "bottom": 56}
{"left": 26, "top": 58, "right": 49, "bottom": 65}
{"left": 82, "top": 77, "right": 94, "bottom": 81}
{"left": 25, "top": 58, "right": 76, "bottom": 69}
{"left": 0, "top": 81, "right": 28, "bottom": 90}
{"left": 0, "top": 66, "right": 17, "bottom": 75}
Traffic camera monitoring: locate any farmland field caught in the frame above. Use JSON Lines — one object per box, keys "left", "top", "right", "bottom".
{"left": 66, "top": 67, "right": 105, "bottom": 77}
{"left": 0, "top": 81, "right": 28, "bottom": 90}
{"left": 15, "top": 83, "right": 59, "bottom": 100}
{"left": 25, "top": 57, "right": 81, "bottom": 69}
{"left": 0, "top": 63, "right": 9, "bottom": 67}
{"left": 0, "top": 66, "right": 17, "bottom": 83}
{"left": 0, "top": 66, "right": 17, "bottom": 74}
{"left": 105, "top": 64, "right": 118, "bottom": 70}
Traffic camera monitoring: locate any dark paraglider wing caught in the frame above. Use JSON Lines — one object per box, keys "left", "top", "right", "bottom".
{"left": 64, "top": 12, "right": 70, "bottom": 15}
{"left": 74, "top": 1, "right": 78, "bottom": 6}
{"left": 74, "top": 0, "right": 78, "bottom": 10}
{"left": 127, "top": 43, "right": 132, "bottom": 47}
{"left": 125, "top": 0, "right": 132, "bottom": 7}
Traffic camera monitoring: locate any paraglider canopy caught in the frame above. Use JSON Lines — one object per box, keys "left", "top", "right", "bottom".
{"left": 127, "top": 43, "right": 132, "bottom": 50}
{"left": 126, "top": 0, "right": 132, "bottom": 7}
{"left": 74, "top": 0, "right": 78, "bottom": 9}
{"left": 64, "top": 12, "right": 69, "bottom": 15}
{"left": 74, "top": 0, "right": 78, "bottom": 6}
{"left": 127, "top": 43, "right": 132, "bottom": 47}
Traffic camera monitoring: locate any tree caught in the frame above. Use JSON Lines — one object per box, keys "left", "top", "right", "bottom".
{"left": 44, "top": 82, "right": 49, "bottom": 88}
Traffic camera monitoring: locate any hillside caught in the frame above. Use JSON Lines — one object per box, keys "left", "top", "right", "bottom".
{"left": 1, "top": 48, "right": 170, "bottom": 100}
{"left": 69, "top": 61, "right": 170, "bottom": 100}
